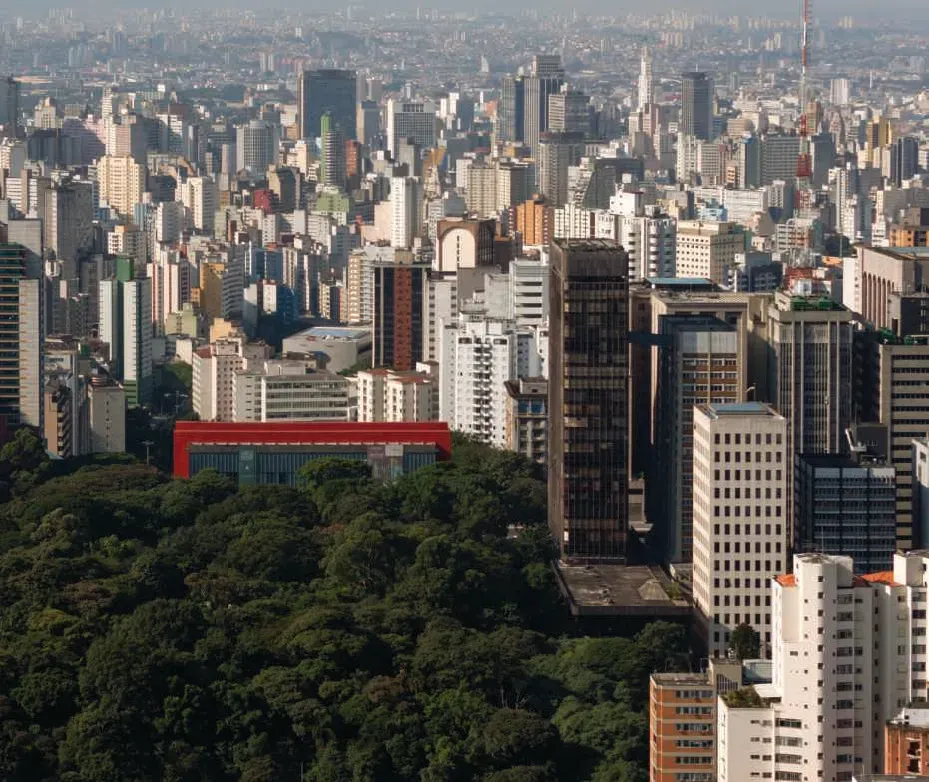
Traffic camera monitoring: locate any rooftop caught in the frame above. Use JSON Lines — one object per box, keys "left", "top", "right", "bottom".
{"left": 889, "top": 704, "right": 929, "bottom": 728}
{"left": 299, "top": 326, "right": 371, "bottom": 341}
{"left": 651, "top": 672, "right": 708, "bottom": 685}
{"left": 553, "top": 562, "right": 690, "bottom": 618}
{"left": 702, "top": 401, "right": 779, "bottom": 417}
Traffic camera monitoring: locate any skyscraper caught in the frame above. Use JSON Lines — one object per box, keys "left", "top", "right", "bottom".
{"left": 298, "top": 69, "right": 357, "bottom": 140}
{"left": 0, "top": 243, "right": 42, "bottom": 429}
{"left": 0, "top": 76, "right": 20, "bottom": 129}
{"left": 637, "top": 46, "right": 654, "bottom": 111}
{"left": 681, "top": 72, "right": 713, "bottom": 141}
{"left": 692, "top": 401, "right": 788, "bottom": 657}
{"left": 655, "top": 316, "right": 742, "bottom": 564}
{"left": 390, "top": 176, "right": 422, "bottom": 249}
{"left": 547, "top": 89, "right": 590, "bottom": 136}
{"left": 386, "top": 100, "right": 437, "bottom": 157}
{"left": 523, "top": 54, "right": 565, "bottom": 159}
{"left": 319, "top": 113, "right": 346, "bottom": 190}
{"left": 498, "top": 75, "right": 525, "bottom": 143}
{"left": 538, "top": 131, "right": 583, "bottom": 207}
{"left": 549, "top": 239, "right": 629, "bottom": 562}
{"left": 235, "top": 120, "right": 278, "bottom": 174}
{"left": 372, "top": 259, "right": 428, "bottom": 371}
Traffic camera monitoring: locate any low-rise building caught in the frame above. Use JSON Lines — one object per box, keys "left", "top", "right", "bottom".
{"left": 504, "top": 377, "right": 547, "bottom": 466}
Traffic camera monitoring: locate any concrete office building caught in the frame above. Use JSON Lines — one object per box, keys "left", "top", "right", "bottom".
{"left": 236, "top": 120, "right": 278, "bottom": 174}
{"left": 655, "top": 317, "right": 742, "bottom": 564}
{"left": 692, "top": 402, "right": 788, "bottom": 658}
{"left": 298, "top": 69, "right": 357, "bottom": 140}
{"left": 88, "top": 380, "right": 126, "bottom": 453}
{"left": 549, "top": 239, "right": 629, "bottom": 562}
{"left": 676, "top": 221, "right": 744, "bottom": 284}
{"left": 522, "top": 54, "right": 565, "bottom": 160}
{"left": 548, "top": 89, "right": 590, "bottom": 136}
{"left": 386, "top": 100, "right": 436, "bottom": 157}
{"left": 233, "top": 361, "right": 350, "bottom": 423}
{"left": 44, "top": 181, "right": 94, "bottom": 279}
{"left": 766, "top": 291, "right": 853, "bottom": 474}
{"left": 538, "top": 131, "right": 583, "bottom": 207}
{"left": 717, "top": 551, "right": 929, "bottom": 782}
{"left": 794, "top": 453, "right": 897, "bottom": 573}
{"left": 681, "top": 72, "right": 713, "bottom": 141}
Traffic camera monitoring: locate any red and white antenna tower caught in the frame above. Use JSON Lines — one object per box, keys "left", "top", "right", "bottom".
{"left": 796, "top": 0, "right": 812, "bottom": 185}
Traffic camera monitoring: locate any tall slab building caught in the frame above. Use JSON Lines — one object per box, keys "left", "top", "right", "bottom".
{"left": 549, "top": 239, "right": 629, "bottom": 562}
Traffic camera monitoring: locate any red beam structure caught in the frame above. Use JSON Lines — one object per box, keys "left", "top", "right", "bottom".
{"left": 173, "top": 420, "right": 453, "bottom": 480}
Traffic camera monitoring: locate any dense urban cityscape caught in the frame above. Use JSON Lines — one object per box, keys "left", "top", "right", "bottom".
{"left": 0, "top": 3, "right": 929, "bottom": 781}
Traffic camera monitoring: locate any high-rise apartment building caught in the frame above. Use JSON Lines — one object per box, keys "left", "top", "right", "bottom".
{"left": 96, "top": 154, "right": 145, "bottom": 218}
{"left": 356, "top": 368, "right": 438, "bottom": 422}
{"left": 319, "top": 113, "right": 346, "bottom": 190}
{"left": 298, "top": 69, "right": 357, "bottom": 140}
{"left": 794, "top": 452, "right": 897, "bottom": 574}
{"left": 549, "top": 239, "right": 629, "bottom": 562}
{"left": 0, "top": 243, "right": 42, "bottom": 429}
{"left": 121, "top": 279, "right": 153, "bottom": 407}
{"left": 655, "top": 317, "right": 742, "bottom": 564}
{"left": 372, "top": 259, "right": 428, "bottom": 371}
{"left": 438, "top": 314, "right": 517, "bottom": 448}
{"left": 180, "top": 176, "right": 218, "bottom": 233}
{"left": 717, "top": 551, "right": 929, "bottom": 782}
{"left": 681, "top": 72, "right": 713, "bottom": 141}
{"left": 637, "top": 47, "right": 654, "bottom": 112}
{"left": 692, "top": 402, "right": 788, "bottom": 658}
{"left": 390, "top": 176, "right": 422, "bottom": 249}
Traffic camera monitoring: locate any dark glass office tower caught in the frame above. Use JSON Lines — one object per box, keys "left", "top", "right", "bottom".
{"left": 681, "top": 72, "right": 713, "bottom": 141}
{"left": 298, "top": 69, "right": 357, "bottom": 140}
{"left": 549, "top": 239, "right": 629, "bottom": 562}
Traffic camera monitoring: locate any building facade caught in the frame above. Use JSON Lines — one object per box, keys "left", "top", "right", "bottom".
{"left": 692, "top": 402, "right": 788, "bottom": 658}
{"left": 549, "top": 239, "right": 629, "bottom": 562}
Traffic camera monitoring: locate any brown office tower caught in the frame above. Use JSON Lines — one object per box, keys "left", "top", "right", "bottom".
{"left": 372, "top": 260, "right": 428, "bottom": 371}
{"left": 549, "top": 239, "right": 629, "bottom": 562}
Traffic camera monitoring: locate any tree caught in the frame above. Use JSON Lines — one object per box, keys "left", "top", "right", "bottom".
{"left": 729, "top": 623, "right": 761, "bottom": 660}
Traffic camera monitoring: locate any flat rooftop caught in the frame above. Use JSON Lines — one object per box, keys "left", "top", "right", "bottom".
{"left": 553, "top": 562, "right": 690, "bottom": 618}
{"left": 702, "top": 401, "right": 778, "bottom": 417}
{"left": 297, "top": 327, "right": 371, "bottom": 340}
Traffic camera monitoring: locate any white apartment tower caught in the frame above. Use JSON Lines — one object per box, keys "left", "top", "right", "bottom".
{"left": 390, "top": 176, "right": 422, "bottom": 249}
{"left": 692, "top": 402, "right": 789, "bottom": 658}
{"left": 637, "top": 46, "right": 654, "bottom": 111}
{"left": 438, "top": 314, "right": 517, "bottom": 448}
{"left": 718, "top": 551, "right": 929, "bottom": 782}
